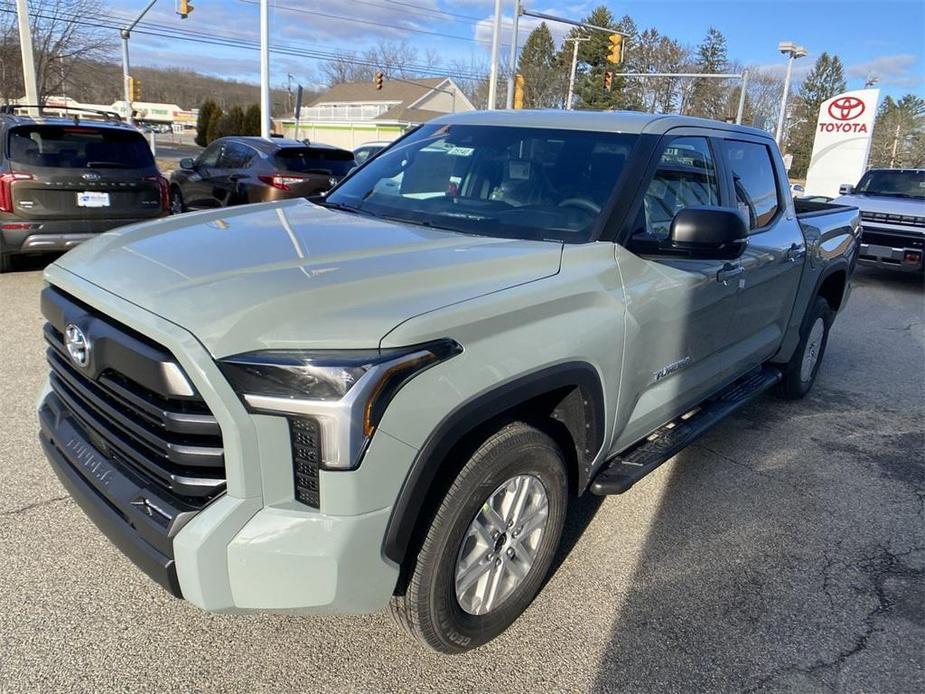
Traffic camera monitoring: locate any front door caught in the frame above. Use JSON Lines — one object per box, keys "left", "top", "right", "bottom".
{"left": 612, "top": 134, "right": 742, "bottom": 451}
{"left": 184, "top": 141, "right": 224, "bottom": 209}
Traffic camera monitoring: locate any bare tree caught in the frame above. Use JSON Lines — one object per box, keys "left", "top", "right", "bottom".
{"left": 0, "top": 0, "right": 114, "bottom": 103}
{"left": 320, "top": 39, "right": 441, "bottom": 86}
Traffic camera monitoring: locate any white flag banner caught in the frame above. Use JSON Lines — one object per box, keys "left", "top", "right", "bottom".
{"left": 804, "top": 88, "right": 880, "bottom": 198}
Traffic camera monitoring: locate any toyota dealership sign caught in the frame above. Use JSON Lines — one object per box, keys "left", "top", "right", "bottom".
{"left": 804, "top": 88, "right": 880, "bottom": 198}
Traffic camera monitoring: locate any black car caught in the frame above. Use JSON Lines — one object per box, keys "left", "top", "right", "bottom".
{"left": 169, "top": 137, "right": 355, "bottom": 213}
{"left": 0, "top": 107, "right": 168, "bottom": 272}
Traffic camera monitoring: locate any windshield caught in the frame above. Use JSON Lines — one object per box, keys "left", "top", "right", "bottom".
{"left": 326, "top": 124, "right": 638, "bottom": 242}
{"left": 855, "top": 170, "right": 925, "bottom": 199}
{"left": 275, "top": 147, "right": 355, "bottom": 176}
{"left": 7, "top": 125, "right": 154, "bottom": 169}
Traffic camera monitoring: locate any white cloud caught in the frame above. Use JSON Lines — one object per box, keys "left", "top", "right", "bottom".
{"left": 846, "top": 53, "right": 921, "bottom": 88}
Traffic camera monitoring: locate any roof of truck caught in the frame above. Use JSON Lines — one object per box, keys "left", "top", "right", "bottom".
{"left": 429, "top": 109, "right": 773, "bottom": 139}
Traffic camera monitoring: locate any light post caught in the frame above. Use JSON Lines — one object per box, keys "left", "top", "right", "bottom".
{"left": 504, "top": 0, "right": 523, "bottom": 110}
{"left": 775, "top": 41, "right": 807, "bottom": 145}
{"left": 486, "top": 0, "right": 504, "bottom": 110}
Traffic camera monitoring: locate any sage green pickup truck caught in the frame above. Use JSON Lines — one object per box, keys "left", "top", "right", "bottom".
{"left": 38, "top": 111, "right": 859, "bottom": 652}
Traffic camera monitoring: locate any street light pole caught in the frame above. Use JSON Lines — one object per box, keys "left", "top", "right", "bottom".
{"left": 15, "top": 0, "right": 39, "bottom": 116}
{"left": 486, "top": 0, "right": 503, "bottom": 110}
{"left": 260, "top": 0, "right": 271, "bottom": 137}
{"left": 775, "top": 41, "right": 807, "bottom": 146}
{"left": 504, "top": 0, "right": 522, "bottom": 110}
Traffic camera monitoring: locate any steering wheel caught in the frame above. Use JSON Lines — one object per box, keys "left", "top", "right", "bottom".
{"left": 557, "top": 197, "right": 601, "bottom": 214}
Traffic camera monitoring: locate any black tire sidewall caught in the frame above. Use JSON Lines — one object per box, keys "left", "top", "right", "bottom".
{"left": 170, "top": 186, "right": 184, "bottom": 215}
{"left": 786, "top": 296, "right": 834, "bottom": 397}
{"left": 419, "top": 426, "right": 568, "bottom": 652}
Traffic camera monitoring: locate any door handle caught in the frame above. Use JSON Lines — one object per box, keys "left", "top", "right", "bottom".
{"left": 716, "top": 263, "right": 744, "bottom": 285}
{"left": 786, "top": 243, "right": 806, "bottom": 262}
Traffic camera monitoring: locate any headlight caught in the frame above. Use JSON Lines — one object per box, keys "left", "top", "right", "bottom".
{"left": 218, "top": 339, "right": 461, "bottom": 475}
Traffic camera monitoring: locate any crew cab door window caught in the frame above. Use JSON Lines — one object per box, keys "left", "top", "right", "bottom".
{"left": 722, "top": 140, "right": 780, "bottom": 230}
{"left": 642, "top": 137, "right": 720, "bottom": 239}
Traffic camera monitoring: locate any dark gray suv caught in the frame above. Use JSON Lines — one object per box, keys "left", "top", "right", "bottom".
{"left": 0, "top": 108, "right": 168, "bottom": 272}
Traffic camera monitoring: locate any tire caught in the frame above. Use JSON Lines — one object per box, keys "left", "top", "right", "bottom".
{"left": 0, "top": 240, "right": 11, "bottom": 273}
{"left": 389, "top": 421, "right": 568, "bottom": 653}
{"left": 776, "top": 296, "right": 834, "bottom": 399}
{"left": 169, "top": 186, "right": 185, "bottom": 215}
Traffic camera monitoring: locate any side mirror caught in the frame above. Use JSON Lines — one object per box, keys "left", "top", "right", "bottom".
{"left": 179, "top": 158, "right": 195, "bottom": 170}
{"left": 838, "top": 183, "right": 853, "bottom": 195}
{"left": 668, "top": 206, "right": 748, "bottom": 260}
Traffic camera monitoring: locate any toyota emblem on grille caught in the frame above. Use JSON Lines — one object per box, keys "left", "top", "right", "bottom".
{"left": 64, "top": 323, "right": 90, "bottom": 368}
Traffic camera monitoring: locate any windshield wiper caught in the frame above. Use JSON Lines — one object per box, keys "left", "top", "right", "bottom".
{"left": 315, "top": 199, "right": 361, "bottom": 214}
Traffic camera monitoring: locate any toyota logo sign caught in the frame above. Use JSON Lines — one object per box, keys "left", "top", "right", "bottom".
{"left": 64, "top": 323, "right": 91, "bottom": 368}
{"left": 827, "top": 96, "right": 865, "bottom": 121}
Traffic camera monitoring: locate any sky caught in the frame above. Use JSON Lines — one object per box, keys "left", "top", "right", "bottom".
{"left": 116, "top": 0, "right": 924, "bottom": 100}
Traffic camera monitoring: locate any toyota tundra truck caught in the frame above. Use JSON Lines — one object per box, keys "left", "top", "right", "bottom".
{"left": 834, "top": 168, "right": 925, "bottom": 272}
{"left": 37, "top": 111, "right": 859, "bottom": 652}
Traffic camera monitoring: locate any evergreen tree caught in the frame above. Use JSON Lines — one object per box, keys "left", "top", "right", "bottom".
{"left": 243, "top": 104, "right": 261, "bottom": 136}
{"left": 687, "top": 27, "right": 729, "bottom": 119}
{"left": 786, "top": 52, "right": 846, "bottom": 177}
{"left": 212, "top": 105, "right": 246, "bottom": 140}
{"left": 205, "top": 104, "right": 224, "bottom": 144}
{"left": 195, "top": 100, "right": 219, "bottom": 147}
{"left": 516, "top": 23, "right": 562, "bottom": 108}
{"left": 557, "top": 5, "right": 625, "bottom": 111}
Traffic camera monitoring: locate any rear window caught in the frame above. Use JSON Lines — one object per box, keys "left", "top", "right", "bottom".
{"left": 6, "top": 125, "right": 155, "bottom": 169}
{"left": 274, "top": 147, "right": 354, "bottom": 176}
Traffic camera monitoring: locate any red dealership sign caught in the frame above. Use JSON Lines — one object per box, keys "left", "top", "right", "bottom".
{"left": 827, "top": 96, "right": 866, "bottom": 121}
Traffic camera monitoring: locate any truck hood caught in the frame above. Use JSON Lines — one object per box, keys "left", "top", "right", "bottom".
{"left": 833, "top": 194, "right": 925, "bottom": 217}
{"left": 52, "top": 199, "right": 563, "bottom": 357}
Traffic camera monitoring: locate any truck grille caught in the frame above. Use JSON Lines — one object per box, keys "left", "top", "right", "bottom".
{"left": 41, "top": 286, "right": 225, "bottom": 505}
{"left": 860, "top": 229, "right": 925, "bottom": 251}
{"left": 860, "top": 211, "right": 925, "bottom": 228}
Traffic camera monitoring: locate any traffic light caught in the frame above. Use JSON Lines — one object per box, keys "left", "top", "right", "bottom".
{"left": 607, "top": 34, "right": 623, "bottom": 63}
{"left": 375, "top": 71, "right": 384, "bottom": 90}
{"left": 177, "top": 0, "right": 194, "bottom": 18}
{"left": 603, "top": 71, "right": 613, "bottom": 91}
{"left": 513, "top": 73, "right": 525, "bottom": 109}
{"left": 128, "top": 76, "right": 141, "bottom": 102}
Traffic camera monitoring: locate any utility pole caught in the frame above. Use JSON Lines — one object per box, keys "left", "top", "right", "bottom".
{"left": 736, "top": 70, "right": 748, "bottom": 125}
{"left": 15, "top": 0, "right": 39, "bottom": 116}
{"left": 260, "top": 0, "right": 271, "bottom": 137}
{"left": 504, "top": 0, "right": 523, "bottom": 110}
{"left": 486, "top": 0, "right": 504, "bottom": 110}
{"left": 890, "top": 122, "right": 901, "bottom": 168}
{"left": 564, "top": 37, "right": 589, "bottom": 111}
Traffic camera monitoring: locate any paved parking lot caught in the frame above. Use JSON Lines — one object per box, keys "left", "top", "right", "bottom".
{"left": 0, "top": 259, "right": 922, "bottom": 693}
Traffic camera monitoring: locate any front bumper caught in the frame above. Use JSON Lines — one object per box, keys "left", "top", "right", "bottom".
{"left": 858, "top": 227, "right": 924, "bottom": 271}
{"left": 37, "top": 266, "right": 416, "bottom": 615}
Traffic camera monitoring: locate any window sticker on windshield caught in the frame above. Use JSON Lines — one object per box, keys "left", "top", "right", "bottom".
{"left": 446, "top": 146, "right": 474, "bottom": 157}
{"left": 508, "top": 161, "right": 531, "bottom": 180}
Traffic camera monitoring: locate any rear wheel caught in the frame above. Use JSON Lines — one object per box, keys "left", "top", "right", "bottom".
{"left": 169, "top": 186, "right": 185, "bottom": 215}
{"left": 776, "top": 296, "right": 834, "bottom": 399}
{"left": 0, "top": 240, "right": 11, "bottom": 273}
{"left": 389, "top": 422, "right": 568, "bottom": 653}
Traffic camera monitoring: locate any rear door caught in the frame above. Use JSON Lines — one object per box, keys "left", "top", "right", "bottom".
{"left": 719, "top": 138, "right": 804, "bottom": 362}
{"left": 5, "top": 124, "right": 162, "bottom": 220}
{"left": 211, "top": 142, "right": 255, "bottom": 207}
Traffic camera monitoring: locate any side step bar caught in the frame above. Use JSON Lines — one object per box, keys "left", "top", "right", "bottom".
{"left": 589, "top": 366, "right": 782, "bottom": 495}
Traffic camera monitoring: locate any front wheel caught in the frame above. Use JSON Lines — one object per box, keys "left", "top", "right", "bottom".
{"left": 776, "top": 296, "right": 834, "bottom": 399}
{"left": 389, "top": 422, "right": 568, "bottom": 653}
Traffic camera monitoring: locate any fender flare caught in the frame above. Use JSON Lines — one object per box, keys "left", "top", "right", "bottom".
{"left": 382, "top": 362, "right": 605, "bottom": 565}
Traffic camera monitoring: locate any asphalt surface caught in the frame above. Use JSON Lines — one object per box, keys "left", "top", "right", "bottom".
{"left": 0, "top": 259, "right": 922, "bottom": 693}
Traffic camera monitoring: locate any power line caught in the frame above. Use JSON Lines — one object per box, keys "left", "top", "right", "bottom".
{"left": 237, "top": 0, "right": 489, "bottom": 46}
{"left": 0, "top": 4, "right": 488, "bottom": 81}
